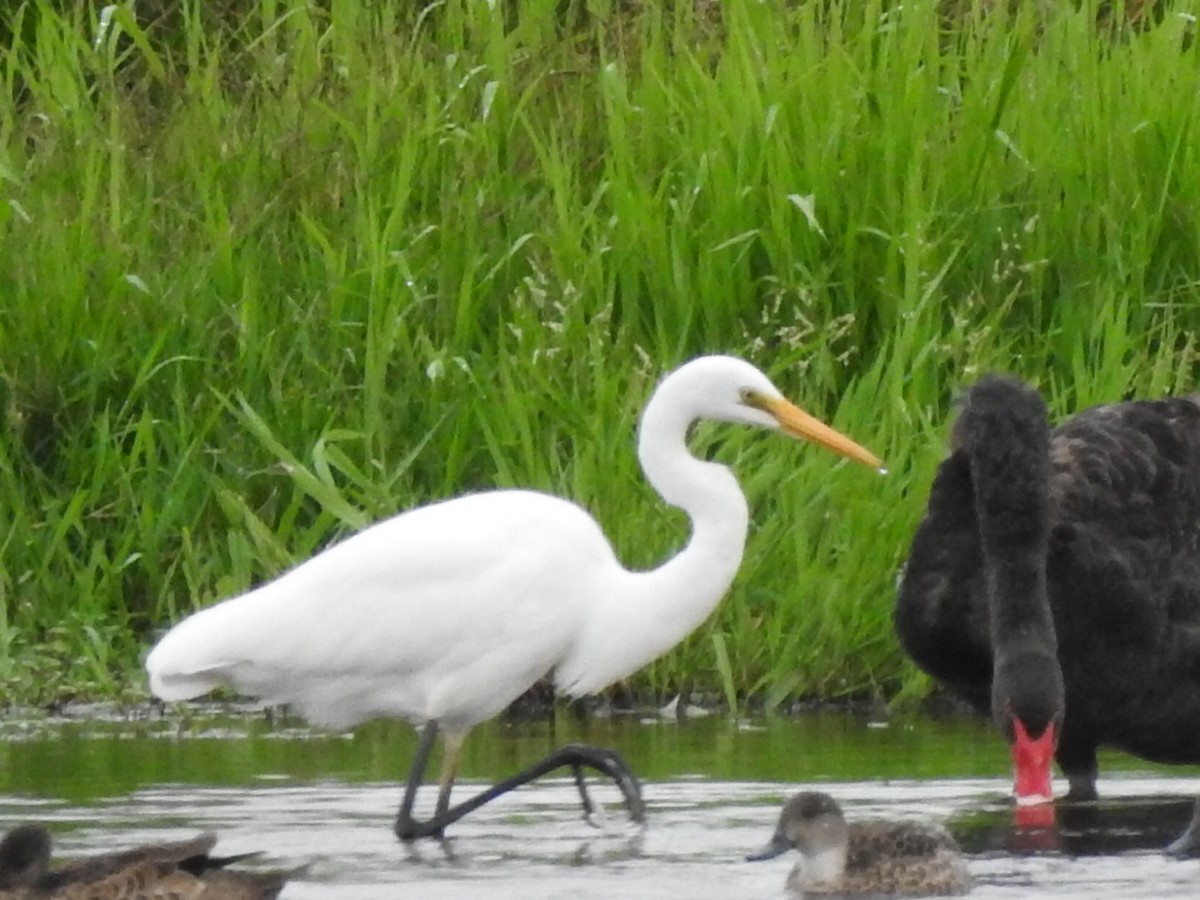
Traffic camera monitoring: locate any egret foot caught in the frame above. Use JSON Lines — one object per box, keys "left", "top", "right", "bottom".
{"left": 394, "top": 741, "right": 644, "bottom": 842}
{"left": 560, "top": 745, "right": 644, "bottom": 825}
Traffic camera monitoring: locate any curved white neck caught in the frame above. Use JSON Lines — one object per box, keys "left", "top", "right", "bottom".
{"left": 636, "top": 397, "right": 750, "bottom": 595}
{"left": 555, "top": 382, "right": 751, "bottom": 695}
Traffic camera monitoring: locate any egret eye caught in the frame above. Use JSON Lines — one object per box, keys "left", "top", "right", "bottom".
{"left": 740, "top": 388, "right": 761, "bottom": 407}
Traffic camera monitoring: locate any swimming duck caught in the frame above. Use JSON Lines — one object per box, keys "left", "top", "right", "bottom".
{"left": 0, "top": 824, "right": 300, "bottom": 899}
{"left": 747, "top": 792, "right": 972, "bottom": 896}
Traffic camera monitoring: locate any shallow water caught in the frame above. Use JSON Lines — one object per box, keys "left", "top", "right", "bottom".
{"left": 0, "top": 708, "right": 1197, "bottom": 898}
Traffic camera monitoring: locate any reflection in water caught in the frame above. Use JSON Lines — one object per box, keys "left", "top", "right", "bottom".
{"left": 0, "top": 707, "right": 1023, "bottom": 799}
{"left": 0, "top": 710, "right": 1197, "bottom": 898}
{"left": 951, "top": 795, "right": 1198, "bottom": 857}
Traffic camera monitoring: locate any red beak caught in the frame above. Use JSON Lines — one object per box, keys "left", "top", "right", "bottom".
{"left": 1012, "top": 717, "right": 1056, "bottom": 805}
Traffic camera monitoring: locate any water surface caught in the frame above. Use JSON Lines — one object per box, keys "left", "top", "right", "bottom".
{"left": 0, "top": 708, "right": 1196, "bottom": 898}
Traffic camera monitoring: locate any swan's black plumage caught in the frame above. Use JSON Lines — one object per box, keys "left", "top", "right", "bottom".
{"left": 896, "top": 376, "right": 1200, "bottom": 828}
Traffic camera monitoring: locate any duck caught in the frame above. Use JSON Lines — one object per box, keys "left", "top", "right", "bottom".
{"left": 894, "top": 375, "right": 1200, "bottom": 850}
{"left": 747, "top": 791, "right": 972, "bottom": 896}
{"left": 0, "top": 824, "right": 300, "bottom": 899}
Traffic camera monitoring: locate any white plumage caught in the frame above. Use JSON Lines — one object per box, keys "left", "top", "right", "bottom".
{"left": 146, "top": 355, "right": 880, "bottom": 840}
{"left": 150, "top": 490, "right": 613, "bottom": 729}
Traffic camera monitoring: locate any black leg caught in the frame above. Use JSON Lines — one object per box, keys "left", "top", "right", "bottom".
{"left": 394, "top": 743, "right": 645, "bottom": 842}
{"left": 570, "top": 762, "right": 596, "bottom": 820}
{"left": 1063, "top": 772, "right": 1099, "bottom": 802}
{"left": 395, "top": 721, "right": 440, "bottom": 842}
{"left": 1058, "top": 744, "right": 1099, "bottom": 802}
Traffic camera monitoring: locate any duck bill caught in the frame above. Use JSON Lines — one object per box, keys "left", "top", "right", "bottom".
{"left": 1012, "top": 717, "right": 1056, "bottom": 806}
{"left": 745, "top": 833, "right": 791, "bottom": 862}
{"left": 760, "top": 397, "right": 882, "bottom": 469}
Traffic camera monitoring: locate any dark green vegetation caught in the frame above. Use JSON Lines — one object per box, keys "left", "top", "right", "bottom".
{"left": 1, "top": 0, "right": 1198, "bottom": 707}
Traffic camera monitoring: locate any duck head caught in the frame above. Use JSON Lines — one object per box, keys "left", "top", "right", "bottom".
{"left": 747, "top": 791, "right": 849, "bottom": 884}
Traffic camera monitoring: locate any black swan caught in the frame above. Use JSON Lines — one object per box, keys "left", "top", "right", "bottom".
{"left": 895, "top": 375, "right": 1200, "bottom": 853}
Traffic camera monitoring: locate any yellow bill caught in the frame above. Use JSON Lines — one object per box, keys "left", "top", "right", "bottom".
{"left": 758, "top": 395, "right": 882, "bottom": 469}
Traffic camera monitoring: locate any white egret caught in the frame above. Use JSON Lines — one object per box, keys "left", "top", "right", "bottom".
{"left": 146, "top": 355, "right": 881, "bottom": 841}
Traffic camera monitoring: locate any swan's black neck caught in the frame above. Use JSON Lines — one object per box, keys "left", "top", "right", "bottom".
{"left": 956, "top": 376, "right": 1064, "bottom": 737}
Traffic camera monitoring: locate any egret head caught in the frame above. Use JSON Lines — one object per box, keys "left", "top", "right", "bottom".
{"left": 746, "top": 791, "right": 850, "bottom": 862}
{"left": 651, "top": 355, "right": 881, "bottom": 468}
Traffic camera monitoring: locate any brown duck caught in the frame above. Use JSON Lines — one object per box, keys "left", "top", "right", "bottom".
{"left": 748, "top": 792, "right": 972, "bottom": 896}
{"left": 0, "top": 824, "right": 300, "bottom": 899}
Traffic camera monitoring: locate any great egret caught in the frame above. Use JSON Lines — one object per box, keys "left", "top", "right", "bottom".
{"left": 0, "top": 824, "right": 299, "bottom": 898}
{"left": 896, "top": 375, "right": 1200, "bottom": 851}
{"left": 746, "top": 791, "right": 971, "bottom": 896}
{"left": 147, "top": 355, "right": 881, "bottom": 841}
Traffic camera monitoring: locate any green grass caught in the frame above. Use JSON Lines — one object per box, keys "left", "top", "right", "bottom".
{"left": 1, "top": 0, "right": 1199, "bottom": 707}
